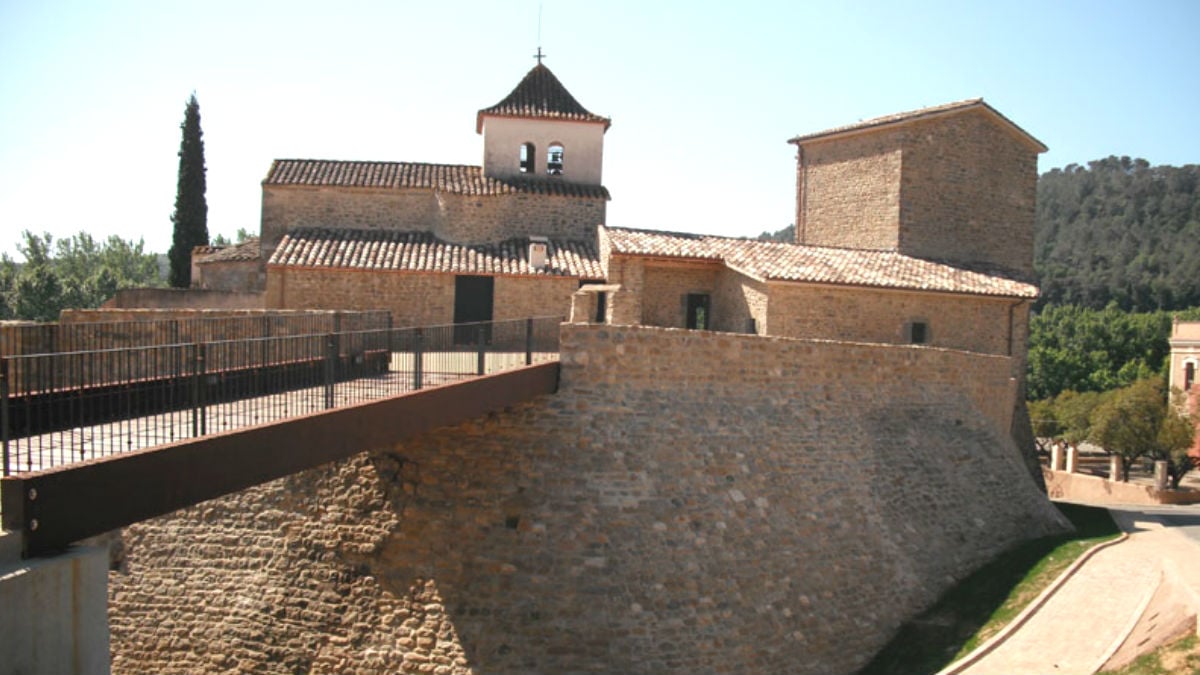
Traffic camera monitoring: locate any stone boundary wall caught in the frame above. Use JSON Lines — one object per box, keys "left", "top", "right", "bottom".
{"left": 101, "top": 287, "right": 265, "bottom": 310}
{"left": 109, "top": 324, "right": 1066, "bottom": 675}
{"left": 1043, "top": 469, "right": 1200, "bottom": 506}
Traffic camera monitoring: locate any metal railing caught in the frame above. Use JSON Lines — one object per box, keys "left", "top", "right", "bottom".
{"left": 1, "top": 316, "right": 561, "bottom": 475}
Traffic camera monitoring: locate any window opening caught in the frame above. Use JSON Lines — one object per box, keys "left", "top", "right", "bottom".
{"left": 909, "top": 321, "right": 929, "bottom": 345}
{"left": 686, "top": 294, "right": 710, "bottom": 330}
{"left": 519, "top": 142, "right": 536, "bottom": 173}
{"left": 1187, "top": 362, "right": 1196, "bottom": 391}
{"left": 547, "top": 143, "right": 564, "bottom": 175}
{"left": 594, "top": 292, "right": 608, "bottom": 323}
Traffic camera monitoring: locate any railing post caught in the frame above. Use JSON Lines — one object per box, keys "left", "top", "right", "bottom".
{"left": 476, "top": 325, "right": 487, "bottom": 376}
{"left": 1, "top": 356, "right": 10, "bottom": 477}
{"left": 413, "top": 329, "right": 424, "bottom": 391}
{"left": 525, "top": 318, "right": 534, "bottom": 366}
{"left": 324, "top": 333, "right": 336, "bottom": 409}
{"left": 191, "top": 342, "right": 206, "bottom": 437}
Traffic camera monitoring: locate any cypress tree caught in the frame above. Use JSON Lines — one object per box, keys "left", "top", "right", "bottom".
{"left": 168, "top": 93, "right": 208, "bottom": 287}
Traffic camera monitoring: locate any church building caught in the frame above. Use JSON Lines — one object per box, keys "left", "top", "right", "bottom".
{"left": 254, "top": 61, "right": 1046, "bottom": 389}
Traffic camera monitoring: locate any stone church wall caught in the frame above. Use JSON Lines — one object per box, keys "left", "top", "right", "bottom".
{"left": 795, "top": 132, "right": 903, "bottom": 251}
{"left": 108, "top": 324, "right": 1066, "bottom": 675}
{"left": 266, "top": 269, "right": 580, "bottom": 327}
{"left": 260, "top": 186, "right": 605, "bottom": 261}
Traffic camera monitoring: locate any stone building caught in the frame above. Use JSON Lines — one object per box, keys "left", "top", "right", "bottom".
{"left": 254, "top": 62, "right": 1046, "bottom": 389}
{"left": 260, "top": 62, "right": 610, "bottom": 327}
{"left": 190, "top": 237, "right": 264, "bottom": 292}
{"left": 113, "top": 65, "right": 1066, "bottom": 675}
{"left": 1169, "top": 319, "right": 1200, "bottom": 453}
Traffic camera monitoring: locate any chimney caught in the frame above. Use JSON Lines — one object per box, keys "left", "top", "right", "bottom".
{"left": 528, "top": 236, "right": 549, "bottom": 271}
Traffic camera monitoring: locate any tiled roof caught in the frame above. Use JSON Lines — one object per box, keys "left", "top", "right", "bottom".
{"left": 269, "top": 228, "right": 604, "bottom": 279}
{"left": 476, "top": 63, "right": 610, "bottom": 133}
{"left": 263, "top": 160, "right": 610, "bottom": 200}
{"left": 602, "top": 226, "right": 1039, "bottom": 299}
{"left": 192, "top": 237, "right": 261, "bottom": 263}
{"left": 788, "top": 98, "right": 1047, "bottom": 153}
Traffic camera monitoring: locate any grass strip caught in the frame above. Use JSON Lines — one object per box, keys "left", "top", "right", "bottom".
{"left": 857, "top": 502, "right": 1120, "bottom": 675}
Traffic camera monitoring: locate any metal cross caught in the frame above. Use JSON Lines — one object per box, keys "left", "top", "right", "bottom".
{"left": 534, "top": 46, "right": 546, "bottom": 64}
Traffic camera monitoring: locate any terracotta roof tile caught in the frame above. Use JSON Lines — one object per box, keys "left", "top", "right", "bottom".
{"left": 476, "top": 63, "right": 610, "bottom": 133}
{"left": 192, "top": 237, "right": 261, "bottom": 263}
{"left": 263, "top": 160, "right": 610, "bottom": 200}
{"left": 602, "top": 226, "right": 1038, "bottom": 299}
{"left": 269, "top": 228, "right": 604, "bottom": 279}
{"left": 788, "top": 98, "right": 1047, "bottom": 153}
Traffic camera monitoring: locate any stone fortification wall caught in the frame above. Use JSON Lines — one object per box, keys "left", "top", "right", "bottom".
{"left": 109, "top": 324, "right": 1066, "bottom": 675}
{"left": 260, "top": 186, "right": 604, "bottom": 259}
{"left": 266, "top": 269, "right": 578, "bottom": 327}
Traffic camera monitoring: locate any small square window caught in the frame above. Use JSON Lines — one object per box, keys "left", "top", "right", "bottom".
{"left": 909, "top": 322, "right": 928, "bottom": 345}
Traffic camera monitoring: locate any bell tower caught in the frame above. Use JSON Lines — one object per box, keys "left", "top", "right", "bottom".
{"left": 477, "top": 58, "right": 611, "bottom": 186}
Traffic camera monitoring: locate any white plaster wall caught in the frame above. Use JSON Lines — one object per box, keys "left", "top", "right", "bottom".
{"left": 481, "top": 117, "right": 606, "bottom": 185}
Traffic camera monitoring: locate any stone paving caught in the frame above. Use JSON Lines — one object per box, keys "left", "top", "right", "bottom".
{"left": 948, "top": 504, "right": 1200, "bottom": 675}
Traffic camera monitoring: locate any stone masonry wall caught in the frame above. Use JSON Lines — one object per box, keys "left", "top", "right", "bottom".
{"left": 260, "top": 186, "right": 605, "bottom": 261}
{"left": 767, "top": 284, "right": 1026, "bottom": 376}
{"left": 795, "top": 131, "right": 903, "bottom": 251}
{"left": 266, "top": 269, "right": 579, "bottom": 327}
{"left": 898, "top": 111, "right": 1038, "bottom": 279}
{"left": 638, "top": 263, "right": 719, "bottom": 328}
{"left": 109, "top": 324, "right": 1067, "bottom": 675}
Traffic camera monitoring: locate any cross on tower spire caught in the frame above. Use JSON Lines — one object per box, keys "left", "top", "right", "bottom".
{"left": 533, "top": 46, "right": 546, "bottom": 65}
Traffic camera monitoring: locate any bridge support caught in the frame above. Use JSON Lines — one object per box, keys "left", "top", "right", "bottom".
{"left": 0, "top": 531, "right": 110, "bottom": 674}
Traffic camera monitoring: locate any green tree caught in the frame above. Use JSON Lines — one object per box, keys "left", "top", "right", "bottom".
{"left": 1089, "top": 378, "right": 1181, "bottom": 482}
{"left": 1157, "top": 406, "right": 1196, "bottom": 489}
{"left": 168, "top": 93, "right": 208, "bottom": 288}
{"left": 2, "top": 230, "right": 162, "bottom": 320}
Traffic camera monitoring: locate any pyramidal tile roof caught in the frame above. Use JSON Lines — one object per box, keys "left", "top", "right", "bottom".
{"left": 476, "top": 63, "right": 610, "bottom": 133}
{"left": 788, "top": 98, "right": 1047, "bottom": 153}
{"left": 264, "top": 160, "right": 610, "bottom": 200}
{"left": 602, "top": 226, "right": 1038, "bottom": 299}
{"left": 269, "top": 228, "right": 604, "bottom": 279}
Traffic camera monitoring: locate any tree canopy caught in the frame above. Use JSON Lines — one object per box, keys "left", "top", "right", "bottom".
{"left": 0, "top": 231, "right": 163, "bottom": 321}
{"left": 168, "top": 93, "right": 208, "bottom": 288}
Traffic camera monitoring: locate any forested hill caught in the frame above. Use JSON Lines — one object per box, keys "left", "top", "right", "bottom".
{"left": 1035, "top": 156, "right": 1200, "bottom": 312}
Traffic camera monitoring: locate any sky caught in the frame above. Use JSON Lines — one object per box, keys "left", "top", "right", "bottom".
{"left": 1, "top": 0, "right": 1197, "bottom": 260}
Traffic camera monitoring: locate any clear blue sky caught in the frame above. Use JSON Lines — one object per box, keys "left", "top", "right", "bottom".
{"left": 1, "top": 0, "right": 1197, "bottom": 259}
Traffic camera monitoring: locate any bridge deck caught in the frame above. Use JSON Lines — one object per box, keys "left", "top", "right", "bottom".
{"left": 2, "top": 361, "right": 559, "bottom": 557}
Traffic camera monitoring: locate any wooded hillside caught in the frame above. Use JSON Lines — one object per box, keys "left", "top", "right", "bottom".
{"left": 1035, "top": 156, "right": 1200, "bottom": 312}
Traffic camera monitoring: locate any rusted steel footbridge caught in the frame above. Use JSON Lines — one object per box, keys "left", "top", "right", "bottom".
{"left": 1, "top": 315, "right": 562, "bottom": 556}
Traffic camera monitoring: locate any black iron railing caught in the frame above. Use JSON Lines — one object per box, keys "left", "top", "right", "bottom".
{"left": 1, "top": 317, "right": 561, "bottom": 475}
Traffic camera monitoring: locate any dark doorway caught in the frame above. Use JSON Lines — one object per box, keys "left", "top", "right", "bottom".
{"left": 594, "top": 291, "right": 607, "bottom": 323}
{"left": 454, "top": 276, "right": 494, "bottom": 344}
{"left": 685, "top": 293, "right": 710, "bottom": 330}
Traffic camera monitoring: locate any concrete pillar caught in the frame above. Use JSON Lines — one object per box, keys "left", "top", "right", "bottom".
{"left": 1050, "top": 443, "right": 1063, "bottom": 471}
{"left": 1155, "top": 460, "right": 1169, "bottom": 491}
{"left": 0, "top": 532, "right": 111, "bottom": 674}
{"left": 1065, "top": 445, "right": 1079, "bottom": 474}
{"left": 1109, "top": 455, "right": 1123, "bottom": 482}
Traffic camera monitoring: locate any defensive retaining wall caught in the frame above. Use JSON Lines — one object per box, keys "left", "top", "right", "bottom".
{"left": 108, "top": 324, "right": 1067, "bottom": 674}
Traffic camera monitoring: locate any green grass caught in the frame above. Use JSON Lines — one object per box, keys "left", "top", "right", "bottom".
{"left": 1098, "top": 633, "right": 1200, "bottom": 675}
{"left": 857, "top": 502, "right": 1121, "bottom": 675}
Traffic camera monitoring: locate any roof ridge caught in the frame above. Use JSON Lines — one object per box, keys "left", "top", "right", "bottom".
{"left": 788, "top": 98, "right": 1047, "bottom": 153}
